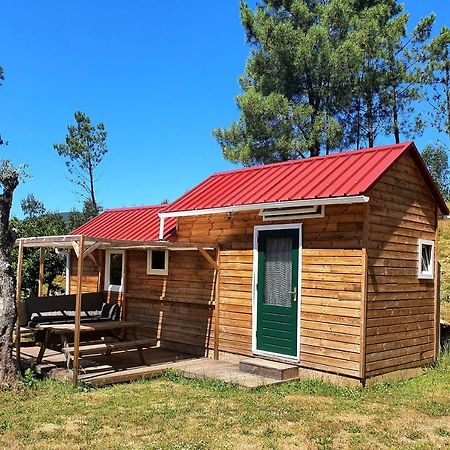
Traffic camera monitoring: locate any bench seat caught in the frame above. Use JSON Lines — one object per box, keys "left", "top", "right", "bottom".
{"left": 63, "top": 339, "right": 154, "bottom": 357}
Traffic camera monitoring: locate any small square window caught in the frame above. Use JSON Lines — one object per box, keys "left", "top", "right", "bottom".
{"left": 418, "top": 239, "right": 434, "bottom": 280}
{"left": 147, "top": 249, "right": 169, "bottom": 275}
{"left": 105, "top": 250, "right": 124, "bottom": 292}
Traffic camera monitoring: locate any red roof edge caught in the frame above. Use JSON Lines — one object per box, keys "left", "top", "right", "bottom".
{"left": 363, "top": 142, "right": 449, "bottom": 215}
{"left": 407, "top": 143, "right": 449, "bottom": 215}
{"left": 71, "top": 211, "right": 105, "bottom": 235}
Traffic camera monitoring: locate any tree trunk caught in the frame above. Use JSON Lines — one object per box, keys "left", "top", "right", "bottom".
{"left": 356, "top": 99, "right": 361, "bottom": 150}
{"left": 366, "top": 95, "right": 375, "bottom": 148}
{"left": 445, "top": 60, "right": 450, "bottom": 145}
{"left": 88, "top": 160, "right": 97, "bottom": 213}
{"left": 392, "top": 88, "right": 400, "bottom": 144}
{"left": 0, "top": 166, "right": 19, "bottom": 382}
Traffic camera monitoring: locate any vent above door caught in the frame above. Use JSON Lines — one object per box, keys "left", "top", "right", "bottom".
{"left": 260, "top": 204, "right": 324, "bottom": 221}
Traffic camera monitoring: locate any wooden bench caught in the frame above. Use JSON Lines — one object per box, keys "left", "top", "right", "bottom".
{"left": 33, "top": 321, "right": 145, "bottom": 366}
{"left": 63, "top": 338, "right": 154, "bottom": 368}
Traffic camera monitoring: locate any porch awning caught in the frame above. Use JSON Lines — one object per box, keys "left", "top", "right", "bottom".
{"left": 15, "top": 234, "right": 217, "bottom": 251}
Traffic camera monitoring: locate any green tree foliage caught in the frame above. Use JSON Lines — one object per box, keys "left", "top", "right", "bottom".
{"left": 54, "top": 112, "right": 107, "bottom": 213}
{"left": 349, "top": 9, "right": 434, "bottom": 147}
{"left": 67, "top": 199, "right": 102, "bottom": 231}
{"left": 420, "top": 26, "right": 450, "bottom": 144}
{"left": 214, "top": 0, "right": 436, "bottom": 164}
{"left": 21, "top": 194, "right": 45, "bottom": 219}
{"left": 11, "top": 195, "right": 68, "bottom": 296}
{"left": 214, "top": 0, "right": 364, "bottom": 163}
{"left": 422, "top": 143, "right": 450, "bottom": 200}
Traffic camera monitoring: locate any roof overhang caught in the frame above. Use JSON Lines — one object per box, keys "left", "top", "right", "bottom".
{"left": 159, "top": 195, "right": 370, "bottom": 219}
{"left": 15, "top": 234, "right": 217, "bottom": 251}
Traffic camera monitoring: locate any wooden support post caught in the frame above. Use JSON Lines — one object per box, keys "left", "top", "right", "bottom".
{"left": 66, "top": 251, "right": 71, "bottom": 295}
{"left": 434, "top": 207, "right": 440, "bottom": 361}
{"left": 359, "top": 204, "right": 369, "bottom": 382}
{"left": 97, "top": 250, "right": 103, "bottom": 293}
{"left": 38, "top": 247, "right": 45, "bottom": 297}
{"left": 15, "top": 240, "right": 24, "bottom": 370}
{"left": 214, "top": 247, "right": 221, "bottom": 360}
{"left": 72, "top": 235, "right": 85, "bottom": 387}
{"left": 121, "top": 250, "right": 128, "bottom": 321}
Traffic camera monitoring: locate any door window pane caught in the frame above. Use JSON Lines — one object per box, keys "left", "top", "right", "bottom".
{"left": 264, "top": 237, "right": 292, "bottom": 307}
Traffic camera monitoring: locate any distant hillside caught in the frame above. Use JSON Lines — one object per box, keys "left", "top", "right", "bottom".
{"left": 439, "top": 220, "right": 450, "bottom": 322}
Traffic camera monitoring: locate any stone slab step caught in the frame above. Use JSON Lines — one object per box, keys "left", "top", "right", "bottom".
{"left": 239, "top": 357, "right": 299, "bottom": 380}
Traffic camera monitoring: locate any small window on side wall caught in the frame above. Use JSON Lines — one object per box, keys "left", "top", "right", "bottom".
{"left": 147, "top": 249, "right": 169, "bottom": 276}
{"left": 418, "top": 239, "right": 434, "bottom": 280}
{"left": 105, "top": 250, "right": 124, "bottom": 292}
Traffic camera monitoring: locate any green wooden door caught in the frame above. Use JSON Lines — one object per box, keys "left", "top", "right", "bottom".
{"left": 256, "top": 229, "right": 299, "bottom": 357}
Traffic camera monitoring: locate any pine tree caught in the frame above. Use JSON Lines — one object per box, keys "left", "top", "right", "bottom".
{"left": 54, "top": 112, "right": 107, "bottom": 213}
{"left": 213, "top": 0, "right": 363, "bottom": 164}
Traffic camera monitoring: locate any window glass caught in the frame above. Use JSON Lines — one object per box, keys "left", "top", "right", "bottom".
{"left": 151, "top": 250, "right": 166, "bottom": 270}
{"left": 421, "top": 244, "right": 432, "bottom": 274}
{"left": 110, "top": 253, "right": 123, "bottom": 286}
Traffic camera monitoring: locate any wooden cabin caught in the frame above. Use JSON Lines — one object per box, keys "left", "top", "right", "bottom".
{"left": 24, "top": 142, "right": 449, "bottom": 385}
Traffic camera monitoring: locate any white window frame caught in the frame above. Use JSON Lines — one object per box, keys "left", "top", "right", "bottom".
{"left": 418, "top": 239, "right": 435, "bottom": 280}
{"left": 147, "top": 248, "right": 169, "bottom": 276}
{"left": 104, "top": 250, "right": 125, "bottom": 292}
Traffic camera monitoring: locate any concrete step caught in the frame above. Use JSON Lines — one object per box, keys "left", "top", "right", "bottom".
{"left": 239, "top": 357, "right": 299, "bottom": 380}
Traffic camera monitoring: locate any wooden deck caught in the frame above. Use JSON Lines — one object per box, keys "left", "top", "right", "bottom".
{"left": 17, "top": 344, "right": 197, "bottom": 386}
{"left": 16, "top": 344, "right": 290, "bottom": 388}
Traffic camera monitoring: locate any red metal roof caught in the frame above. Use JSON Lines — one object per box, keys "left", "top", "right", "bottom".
{"left": 72, "top": 205, "right": 177, "bottom": 241}
{"left": 163, "top": 142, "right": 449, "bottom": 215}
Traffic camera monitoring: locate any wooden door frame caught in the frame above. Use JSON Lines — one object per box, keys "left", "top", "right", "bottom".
{"left": 252, "top": 223, "right": 302, "bottom": 362}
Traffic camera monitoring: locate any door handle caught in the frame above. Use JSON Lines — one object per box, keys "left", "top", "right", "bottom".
{"left": 290, "top": 287, "right": 297, "bottom": 302}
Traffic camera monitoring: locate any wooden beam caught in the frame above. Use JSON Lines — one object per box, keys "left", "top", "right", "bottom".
{"left": 197, "top": 246, "right": 219, "bottom": 271}
{"left": 83, "top": 242, "right": 101, "bottom": 259}
{"left": 72, "top": 235, "right": 85, "bottom": 387}
{"left": 359, "top": 203, "right": 369, "bottom": 383}
{"left": 214, "top": 247, "right": 221, "bottom": 360}
{"left": 71, "top": 241, "right": 80, "bottom": 258}
{"left": 38, "top": 247, "right": 45, "bottom": 297}
{"left": 87, "top": 253, "right": 98, "bottom": 267}
{"left": 15, "top": 240, "right": 24, "bottom": 370}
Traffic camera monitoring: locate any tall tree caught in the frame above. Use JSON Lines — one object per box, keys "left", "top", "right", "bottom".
{"left": 0, "top": 64, "right": 22, "bottom": 382}
{"left": 0, "top": 162, "right": 20, "bottom": 382}
{"left": 11, "top": 197, "right": 68, "bottom": 296}
{"left": 420, "top": 26, "right": 450, "bottom": 146}
{"left": 382, "top": 13, "right": 434, "bottom": 144}
{"left": 20, "top": 194, "right": 45, "bottom": 219}
{"left": 213, "top": 0, "right": 363, "bottom": 164}
{"left": 422, "top": 143, "right": 450, "bottom": 200}
{"left": 54, "top": 112, "right": 107, "bottom": 213}
{"left": 345, "top": 3, "right": 433, "bottom": 148}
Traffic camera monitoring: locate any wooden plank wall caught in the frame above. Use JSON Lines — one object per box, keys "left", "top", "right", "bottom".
{"left": 124, "top": 250, "right": 215, "bottom": 355}
{"left": 365, "top": 152, "right": 437, "bottom": 378}
{"left": 69, "top": 247, "right": 216, "bottom": 355}
{"left": 69, "top": 249, "right": 103, "bottom": 294}
{"left": 177, "top": 205, "right": 364, "bottom": 377}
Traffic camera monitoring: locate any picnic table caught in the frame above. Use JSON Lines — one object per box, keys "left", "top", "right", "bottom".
{"left": 35, "top": 321, "right": 153, "bottom": 368}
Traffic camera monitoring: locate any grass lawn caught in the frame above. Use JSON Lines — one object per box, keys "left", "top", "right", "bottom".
{"left": 0, "top": 353, "right": 449, "bottom": 450}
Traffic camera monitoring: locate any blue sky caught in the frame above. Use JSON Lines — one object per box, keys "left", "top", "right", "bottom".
{"left": 0, "top": 1, "right": 449, "bottom": 216}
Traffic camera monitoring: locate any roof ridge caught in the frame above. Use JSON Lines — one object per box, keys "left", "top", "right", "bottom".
{"left": 104, "top": 204, "right": 169, "bottom": 212}
{"left": 209, "top": 142, "right": 413, "bottom": 178}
